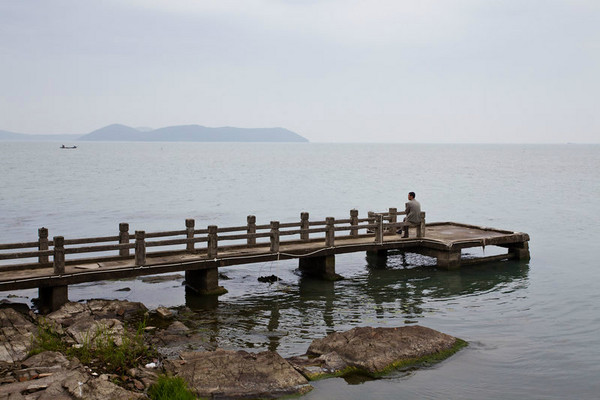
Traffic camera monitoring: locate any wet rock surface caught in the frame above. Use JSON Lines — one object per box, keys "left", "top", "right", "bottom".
{"left": 0, "top": 351, "right": 147, "bottom": 400}
{"left": 0, "top": 300, "right": 465, "bottom": 399}
{"left": 0, "top": 300, "right": 150, "bottom": 399}
{"left": 148, "top": 319, "right": 215, "bottom": 359}
{"left": 0, "top": 308, "right": 37, "bottom": 366}
{"left": 165, "top": 349, "right": 312, "bottom": 399}
{"left": 289, "top": 325, "right": 461, "bottom": 378}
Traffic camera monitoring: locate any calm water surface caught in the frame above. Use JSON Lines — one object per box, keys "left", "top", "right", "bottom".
{"left": 1, "top": 142, "right": 599, "bottom": 399}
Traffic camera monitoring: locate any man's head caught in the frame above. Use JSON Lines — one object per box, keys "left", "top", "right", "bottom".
{"left": 408, "top": 192, "right": 416, "bottom": 200}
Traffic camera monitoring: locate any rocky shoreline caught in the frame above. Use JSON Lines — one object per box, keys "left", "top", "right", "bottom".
{"left": 0, "top": 299, "right": 466, "bottom": 399}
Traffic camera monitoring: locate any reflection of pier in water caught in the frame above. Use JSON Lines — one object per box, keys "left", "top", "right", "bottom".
{"left": 182, "top": 253, "right": 529, "bottom": 354}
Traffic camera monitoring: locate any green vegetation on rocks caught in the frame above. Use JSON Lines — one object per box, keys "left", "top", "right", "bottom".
{"left": 148, "top": 375, "right": 197, "bottom": 400}
{"left": 29, "top": 317, "right": 156, "bottom": 375}
{"left": 28, "top": 318, "right": 66, "bottom": 355}
{"left": 69, "top": 319, "right": 155, "bottom": 373}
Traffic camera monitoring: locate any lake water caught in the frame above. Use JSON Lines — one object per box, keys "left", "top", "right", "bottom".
{"left": 1, "top": 142, "right": 599, "bottom": 399}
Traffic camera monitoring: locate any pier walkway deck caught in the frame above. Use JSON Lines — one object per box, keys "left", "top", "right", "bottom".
{"left": 0, "top": 208, "right": 530, "bottom": 312}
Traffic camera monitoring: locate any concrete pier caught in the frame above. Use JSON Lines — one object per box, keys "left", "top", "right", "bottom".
{"left": 0, "top": 209, "right": 530, "bottom": 313}
{"left": 185, "top": 267, "right": 227, "bottom": 295}
{"left": 299, "top": 256, "right": 342, "bottom": 280}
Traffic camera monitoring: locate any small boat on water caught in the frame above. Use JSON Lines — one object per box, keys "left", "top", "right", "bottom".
{"left": 60, "top": 145, "right": 77, "bottom": 149}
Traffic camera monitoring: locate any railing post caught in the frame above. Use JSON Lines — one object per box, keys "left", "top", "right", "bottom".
{"left": 186, "top": 219, "right": 195, "bottom": 252}
{"left": 40, "top": 235, "right": 68, "bottom": 312}
{"left": 119, "top": 223, "right": 129, "bottom": 257}
{"left": 135, "top": 230, "right": 146, "bottom": 266}
{"left": 418, "top": 211, "right": 426, "bottom": 238}
{"left": 326, "top": 217, "right": 335, "bottom": 247}
{"left": 207, "top": 225, "right": 218, "bottom": 258}
{"left": 367, "top": 211, "right": 375, "bottom": 234}
{"left": 270, "top": 221, "right": 280, "bottom": 253}
{"left": 247, "top": 215, "right": 256, "bottom": 246}
{"left": 53, "top": 236, "right": 65, "bottom": 274}
{"left": 350, "top": 209, "right": 358, "bottom": 237}
{"left": 374, "top": 214, "right": 383, "bottom": 244}
{"left": 38, "top": 227, "right": 49, "bottom": 264}
{"left": 300, "top": 212, "right": 309, "bottom": 242}
{"left": 388, "top": 208, "right": 397, "bottom": 234}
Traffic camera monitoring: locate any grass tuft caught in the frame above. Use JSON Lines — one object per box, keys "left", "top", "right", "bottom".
{"left": 29, "top": 318, "right": 66, "bottom": 356}
{"left": 148, "top": 375, "right": 197, "bottom": 400}
{"left": 68, "top": 319, "right": 155, "bottom": 374}
{"left": 29, "top": 316, "right": 156, "bottom": 376}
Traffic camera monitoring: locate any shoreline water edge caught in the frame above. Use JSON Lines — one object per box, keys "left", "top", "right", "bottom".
{"left": 0, "top": 297, "right": 466, "bottom": 399}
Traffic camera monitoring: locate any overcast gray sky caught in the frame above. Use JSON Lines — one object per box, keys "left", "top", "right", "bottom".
{"left": 1, "top": 0, "right": 598, "bottom": 142}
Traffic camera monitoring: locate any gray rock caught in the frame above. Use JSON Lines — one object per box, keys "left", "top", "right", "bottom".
{"left": 67, "top": 317, "right": 125, "bottom": 346}
{"left": 86, "top": 299, "right": 147, "bottom": 320}
{"left": 296, "top": 325, "right": 461, "bottom": 377}
{"left": 46, "top": 303, "right": 90, "bottom": 326}
{"left": 165, "top": 321, "right": 187, "bottom": 333}
{"left": 0, "top": 308, "right": 36, "bottom": 365}
{"left": 21, "top": 351, "right": 70, "bottom": 369}
{"left": 61, "top": 370, "right": 146, "bottom": 400}
{"left": 165, "top": 349, "right": 312, "bottom": 398}
{"left": 47, "top": 300, "right": 147, "bottom": 328}
{"left": 155, "top": 306, "right": 173, "bottom": 319}
{"left": 150, "top": 321, "right": 214, "bottom": 359}
{"left": 0, "top": 369, "right": 73, "bottom": 399}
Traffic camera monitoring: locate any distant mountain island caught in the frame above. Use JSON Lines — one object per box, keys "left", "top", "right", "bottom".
{"left": 0, "top": 124, "right": 309, "bottom": 143}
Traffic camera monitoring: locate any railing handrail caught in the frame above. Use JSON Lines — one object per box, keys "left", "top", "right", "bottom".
{"left": 0, "top": 208, "right": 426, "bottom": 271}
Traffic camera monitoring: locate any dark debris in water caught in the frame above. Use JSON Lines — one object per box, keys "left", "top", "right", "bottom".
{"left": 218, "top": 273, "right": 231, "bottom": 280}
{"left": 257, "top": 275, "right": 281, "bottom": 284}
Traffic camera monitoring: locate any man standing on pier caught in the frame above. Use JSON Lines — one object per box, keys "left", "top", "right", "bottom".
{"left": 398, "top": 192, "right": 421, "bottom": 238}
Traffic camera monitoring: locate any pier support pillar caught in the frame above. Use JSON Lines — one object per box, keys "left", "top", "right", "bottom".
{"left": 509, "top": 242, "right": 530, "bottom": 261}
{"left": 367, "top": 249, "right": 388, "bottom": 258}
{"left": 38, "top": 286, "right": 68, "bottom": 313}
{"left": 299, "top": 255, "right": 342, "bottom": 280}
{"left": 366, "top": 250, "right": 388, "bottom": 269}
{"left": 435, "top": 250, "right": 461, "bottom": 270}
{"left": 185, "top": 268, "right": 227, "bottom": 295}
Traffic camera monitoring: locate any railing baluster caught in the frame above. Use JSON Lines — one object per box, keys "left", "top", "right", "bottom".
{"left": 186, "top": 219, "right": 195, "bottom": 252}
{"left": 326, "top": 217, "right": 335, "bottom": 246}
{"left": 39, "top": 227, "right": 49, "bottom": 264}
{"left": 208, "top": 225, "right": 218, "bottom": 258}
{"left": 374, "top": 214, "right": 383, "bottom": 244}
{"left": 135, "top": 231, "right": 146, "bottom": 266}
{"left": 388, "top": 208, "right": 397, "bottom": 234}
{"left": 119, "top": 223, "right": 129, "bottom": 257}
{"left": 53, "top": 236, "right": 65, "bottom": 274}
{"left": 300, "top": 212, "right": 309, "bottom": 241}
{"left": 350, "top": 209, "right": 358, "bottom": 237}
{"left": 270, "top": 221, "right": 280, "bottom": 252}
{"left": 247, "top": 215, "right": 256, "bottom": 246}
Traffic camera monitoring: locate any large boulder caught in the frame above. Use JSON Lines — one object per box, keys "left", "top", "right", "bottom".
{"left": 291, "top": 325, "right": 465, "bottom": 378}
{"left": 165, "top": 349, "right": 312, "bottom": 398}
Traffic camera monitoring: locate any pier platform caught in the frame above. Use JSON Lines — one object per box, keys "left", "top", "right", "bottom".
{"left": 0, "top": 209, "right": 530, "bottom": 312}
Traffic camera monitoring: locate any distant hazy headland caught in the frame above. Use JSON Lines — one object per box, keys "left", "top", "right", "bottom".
{"left": 0, "top": 124, "right": 309, "bottom": 143}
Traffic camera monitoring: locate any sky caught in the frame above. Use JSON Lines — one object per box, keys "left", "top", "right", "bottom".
{"left": 0, "top": 0, "right": 598, "bottom": 143}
